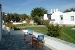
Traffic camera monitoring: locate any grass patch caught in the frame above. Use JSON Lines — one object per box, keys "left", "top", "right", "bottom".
{"left": 16, "top": 24, "right": 75, "bottom": 44}
{"left": 26, "top": 26, "right": 75, "bottom": 44}
{"left": 58, "top": 27, "right": 75, "bottom": 43}
{"left": 26, "top": 27, "right": 48, "bottom": 34}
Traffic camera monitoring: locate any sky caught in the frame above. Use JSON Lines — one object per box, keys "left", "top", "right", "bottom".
{"left": 0, "top": 0, "right": 75, "bottom": 15}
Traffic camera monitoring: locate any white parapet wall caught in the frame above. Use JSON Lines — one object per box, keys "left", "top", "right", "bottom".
{"left": 10, "top": 29, "right": 26, "bottom": 35}
{"left": 13, "top": 21, "right": 27, "bottom": 25}
{"left": 2, "top": 25, "right": 10, "bottom": 35}
{"left": 13, "top": 22, "right": 24, "bottom": 25}
{"left": 33, "top": 32, "right": 75, "bottom": 50}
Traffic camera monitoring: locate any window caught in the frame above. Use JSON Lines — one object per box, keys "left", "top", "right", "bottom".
{"left": 60, "top": 15, "right": 63, "bottom": 20}
{"left": 71, "top": 16, "right": 74, "bottom": 21}
{"left": 47, "top": 14, "right": 51, "bottom": 19}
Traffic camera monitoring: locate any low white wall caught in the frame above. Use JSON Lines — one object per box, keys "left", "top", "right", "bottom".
{"left": 33, "top": 32, "right": 75, "bottom": 50}
{"left": 13, "top": 21, "right": 28, "bottom": 25}
{"left": 10, "top": 30, "right": 26, "bottom": 35}
{"left": 2, "top": 25, "right": 10, "bottom": 35}
{"left": 13, "top": 22, "right": 24, "bottom": 25}
{"left": 2, "top": 25, "right": 27, "bottom": 35}
{"left": 45, "top": 36, "right": 75, "bottom": 50}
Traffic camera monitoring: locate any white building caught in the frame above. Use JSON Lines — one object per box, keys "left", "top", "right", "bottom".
{"left": 44, "top": 9, "right": 75, "bottom": 25}
{"left": 0, "top": 4, "right": 2, "bottom": 41}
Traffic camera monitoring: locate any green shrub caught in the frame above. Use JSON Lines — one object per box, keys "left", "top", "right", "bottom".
{"left": 47, "top": 24, "right": 62, "bottom": 37}
{"left": 74, "top": 26, "right": 75, "bottom": 28}
{"left": 4, "top": 23, "right": 12, "bottom": 27}
{"left": 4, "top": 23, "right": 21, "bottom": 30}
{"left": 42, "top": 20, "right": 50, "bottom": 25}
{"left": 34, "top": 16, "right": 41, "bottom": 25}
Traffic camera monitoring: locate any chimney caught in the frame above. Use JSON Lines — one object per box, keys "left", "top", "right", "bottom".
{"left": 56, "top": 9, "right": 58, "bottom": 12}
{"left": 54, "top": 9, "right": 55, "bottom": 12}
{"left": 51, "top": 9, "right": 52, "bottom": 13}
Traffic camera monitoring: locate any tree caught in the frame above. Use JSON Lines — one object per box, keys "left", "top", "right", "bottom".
{"left": 2, "top": 12, "right": 6, "bottom": 21}
{"left": 2, "top": 12, "right": 30, "bottom": 23}
{"left": 13, "top": 13, "right": 20, "bottom": 22}
{"left": 64, "top": 8, "right": 75, "bottom": 12}
{"left": 19, "top": 14, "right": 28, "bottom": 21}
{"left": 10, "top": 13, "right": 14, "bottom": 22}
{"left": 6, "top": 13, "right": 11, "bottom": 22}
{"left": 70, "top": 8, "right": 75, "bottom": 11}
{"left": 2, "top": 13, "right": 11, "bottom": 23}
{"left": 31, "top": 7, "right": 48, "bottom": 18}
{"left": 31, "top": 7, "right": 48, "bottom": 24}
{"left": 34, "top": 16, "right": 41, "bottom": 25}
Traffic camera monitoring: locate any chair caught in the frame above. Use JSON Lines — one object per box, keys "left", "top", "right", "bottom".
{"left": 32, "top": 34, "right": 45, "bottom": 49}
{"left": 24, "top": 30, "right": 34, "bottom": 40}
{"left": 28, "top": 30, "right": 33, "bottom": 35}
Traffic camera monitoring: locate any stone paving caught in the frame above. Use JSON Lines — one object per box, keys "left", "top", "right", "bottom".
{"left": 0, "top": 31, "right": 52, "bottom": 50}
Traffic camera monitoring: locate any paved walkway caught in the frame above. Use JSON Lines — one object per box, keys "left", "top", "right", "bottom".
{"left": 0, "top": 31, "right": 53, "bottom": 50}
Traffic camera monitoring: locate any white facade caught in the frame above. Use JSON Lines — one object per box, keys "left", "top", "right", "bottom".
{"left": 50, "top": 12, "right": 63, "bottom": 24}
{"left": 30, "top": 20, "right": 34, "bottom": 24}
{"left": 63, "top": 12, "right": 75, "bottom": 25}
{"left": 44, "top": 9, "right": 75, "bottom": 25}
{"left": 44, "top": 14, "right": 48, "bottom": 20}
{"left": 0, "top": 4, "right": 2, "bottom": 41}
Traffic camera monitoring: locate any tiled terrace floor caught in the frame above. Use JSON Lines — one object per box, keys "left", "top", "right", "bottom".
{"left": 0, "top": 31, "right": 52, "bottom": 50}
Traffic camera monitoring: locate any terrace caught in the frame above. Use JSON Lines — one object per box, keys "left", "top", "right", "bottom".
{"left": 0, "top": 25, "right": 75, "bottom": 50}
{"left": 0, "top": 30, "right": 56, "bottom": 50}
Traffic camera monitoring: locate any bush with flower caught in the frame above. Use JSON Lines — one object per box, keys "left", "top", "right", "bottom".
{"left": 47, "top": 24, "right": 62, "bottom": 37}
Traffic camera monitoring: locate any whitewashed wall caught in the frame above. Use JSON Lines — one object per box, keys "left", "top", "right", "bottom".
{"left": 51, "top": 12, "right": 75, "bottom": 25}
{"left": 13, "top": 21, "right": 34, "bottom": 25}
{"left": 44, "top": 11, "right": 75, "bottom": 25}
{"left": 22, "top": 21, "right": 26, "bottom": 23}
{"left": 2, "top": 25, "right": 10, "bottom": 35}
{"left": 51, "top": 12, "right": 63, "bottom": 24}
{"left": 44, "top": 14, "right": 48, "bottom": 20}
{"left": 2, "top": 25, "right": 25, "bottom": 35}
{"left": 63, "top": 12, "right": 75, "bottom": 25}
{"left": 13, "top": 22, "right": 24, "bottom": 25}
{"left": 10, "top": 29, "right": 25, "bottom": 35}
{"left": 45, "top": 36, "right": 75, "bottom": 50}
{"left": 33, "top": 32, "right": 75, "bottom": 50}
